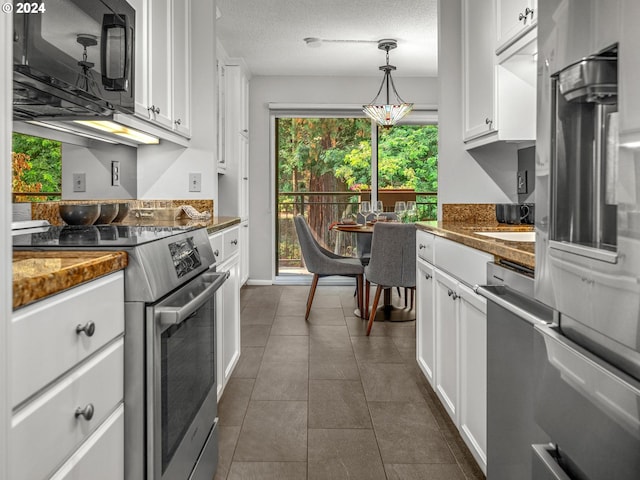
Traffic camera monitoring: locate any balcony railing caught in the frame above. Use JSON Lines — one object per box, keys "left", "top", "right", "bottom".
{"left": 277, "top": 190, "right": 437, "bottom": 273}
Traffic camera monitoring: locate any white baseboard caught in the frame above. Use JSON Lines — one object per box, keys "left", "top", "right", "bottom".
{"left": 245, "top": 279, "right": 273, "bottom": 286}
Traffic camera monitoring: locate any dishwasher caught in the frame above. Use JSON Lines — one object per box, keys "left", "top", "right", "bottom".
{"left": 476, "top": 262, "right": 554, "bottom": 480}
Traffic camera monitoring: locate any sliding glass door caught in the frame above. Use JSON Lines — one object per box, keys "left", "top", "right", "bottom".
{"left": 275, "top": 115, "right": 438, "bottom": 276}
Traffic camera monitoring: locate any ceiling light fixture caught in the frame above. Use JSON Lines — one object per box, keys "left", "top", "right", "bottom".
{"left": 303, "top": 37, "right": 377, "bottom": 48}
{"left": 363, "top": 39, "right": 413, "bottom": 127}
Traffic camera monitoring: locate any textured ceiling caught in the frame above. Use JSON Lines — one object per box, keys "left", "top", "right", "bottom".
{"left": 215, "top": 0, "right": 438, "bottom": 77}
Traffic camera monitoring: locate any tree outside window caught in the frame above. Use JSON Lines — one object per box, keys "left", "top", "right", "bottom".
{"left": 12, "top": 133, "right": 62, "bottom": 202}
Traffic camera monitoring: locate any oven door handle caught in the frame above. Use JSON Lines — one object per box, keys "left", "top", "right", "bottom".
{"left": 157, "top": 271, "right": 229, "bottom": 325}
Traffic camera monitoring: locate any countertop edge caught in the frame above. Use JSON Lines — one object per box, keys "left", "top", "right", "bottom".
{"left": 13, "top": 251, "right": 128, "bottom": 310}
{"left": 415, "top": 221, "right": 535, "bottom": 270}
{"left": 206, "top": 216, "right": 242, "bottom": 234}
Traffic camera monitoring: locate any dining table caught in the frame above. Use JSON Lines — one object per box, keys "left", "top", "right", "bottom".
{"left": 332, "top": 221, "right": 415, "bottom": 323}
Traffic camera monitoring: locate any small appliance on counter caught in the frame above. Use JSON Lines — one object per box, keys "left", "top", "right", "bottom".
{"left": 495, "top": 203, "right": 534, "bottom": 224}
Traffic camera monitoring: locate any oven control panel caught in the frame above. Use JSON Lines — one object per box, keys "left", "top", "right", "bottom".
{"left": 168, "top": 237, "right": 203, "bottom": 278}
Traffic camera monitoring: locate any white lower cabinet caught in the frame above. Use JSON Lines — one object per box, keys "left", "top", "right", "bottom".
{"left": 434, "top": 269, "right": 460, "bottom": 422}
{"left": 209, "top": 226, "right": 242, "bottom": 399}
{"left": 10, "top": 272, "right": 125, "bottom": 480}
{"left": 416, "top": 259, "right": 435, "bottom": 386}
{"left": 458, "top": 282, "right": 488, "bottom": 471}
{"left": 416, "top": 234, "right": 490, "bottom": 474}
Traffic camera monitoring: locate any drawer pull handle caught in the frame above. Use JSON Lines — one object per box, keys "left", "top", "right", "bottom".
{"left": 425, "top": 273, "right": 432, "bottom": 280}
{"left": 419, "top": 244, "right": 425, "bottom": 249}
{"left": 214, "top": 249, "right": 220, "bottom": 257}
{"left": 75, "top": 403, "right": 95, "bottom": 421}
{"left": 231, "top": 239, "right": 238, "bottom": 245}
{"left": 447, "top": 289, "right": 459, "bottom": 300}
{"left": 76, "top": 321, "right": 96, "bottom": 337}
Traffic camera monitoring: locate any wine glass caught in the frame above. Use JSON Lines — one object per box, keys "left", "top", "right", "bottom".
{"left": 394, "top": 201, "right": 406, "bottom": 221}
{"left": 373, "top": 201, "right": 384, "bottom": 222}
{"left": 359, "top": 201, "right": 371, "bottom": 224}
{"left": 406, "top": 201, "right": 417, "bottom": 222}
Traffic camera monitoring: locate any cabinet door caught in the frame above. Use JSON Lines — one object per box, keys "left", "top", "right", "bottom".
{"left": 463, "top": 0, "right": 496, "bottom": 140}
{"left": 240, "top": 221, "right": 249, "bottom": 285}
{"left": 129, "top": 0, "right": 151, "bottom": 119}
{"left": 496, "top": 0, "right": 537, "bottom": 53}
{"left": 221, "top": 256, "right": 241, "bottom": 387}
{"left": 217, "top": 61, "right": 227, "bottom": 172}
{"left": 171, "top": 0, "right": 191, "bottom": 136}
{"left": 434, "top": 269, "right": 459, "bottom": 423}
{"left": 240, "top": 134, "right": 250, "bottom": 219}
{"left": 148, "top": 0, "right": 173, "bottom": 128}
{"left": 458, "top": 283, "right": 488, "bottom": 474}
{"left": 416, "top": 260, "right": 436, "bottom": 387}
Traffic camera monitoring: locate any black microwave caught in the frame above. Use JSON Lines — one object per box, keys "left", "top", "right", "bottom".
{"left": 13, "top": 0, "right": 135, "bottom": 119}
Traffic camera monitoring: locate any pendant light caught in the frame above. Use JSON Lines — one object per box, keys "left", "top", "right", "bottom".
{"left": 363, "top": 39, "right": 413, "bottom": 127}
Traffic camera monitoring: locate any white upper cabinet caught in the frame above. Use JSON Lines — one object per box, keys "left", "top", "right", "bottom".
{"left": 130, "top": 0, "right": 192, "bottom": 138}
{"left": 463, "top": 0, "right": 537, "bottom": 149}
{"left": 462, "top": 0, "right": 496, "bottom": 141}
{"left": 495, "top": 0, "right": 537, "bottom": 54}
{"left": 171, "top": 0, "right": 191, "bottom": 136}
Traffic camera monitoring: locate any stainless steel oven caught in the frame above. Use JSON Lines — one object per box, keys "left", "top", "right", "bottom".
{"left": 148, "top": 268, "right": 228, "bottom": 480}
{"left": 13, "top": 225, "right": 226, "bottom": 480}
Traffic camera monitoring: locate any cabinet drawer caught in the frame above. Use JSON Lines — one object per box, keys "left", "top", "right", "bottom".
{"left": 49, "top": 404, "right": 124, "bottom": 480}
{"left": 11, "top": 273, "right": 124, "bottom": 406}
{"left": 11, "top": 339, "right": 124, "bottom": 480}
{"left": 223, "top": 226, "right": 240, "bottom": 259}
{"left": 416, "top": 230, "right": 435, "bottom": 263}
{"left": 209, "top": 232, "right": 224, "bottom": 262}
{"left": 434, "top": 237, "right": 493, "bottom": 287}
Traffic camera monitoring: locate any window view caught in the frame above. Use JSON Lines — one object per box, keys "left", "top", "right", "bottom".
{"left": 12, "top": 133, "right": 62, "bottom": 202}
{"left": 276, "top": 117, "right": 438, "bottom": 275}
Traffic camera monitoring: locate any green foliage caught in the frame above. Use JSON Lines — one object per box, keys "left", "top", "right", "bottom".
{"left": 278, "top": 119, "right": 438, "bottom": 194}
{"left": 12, "top": 133, "right": 62, "bottom": 193}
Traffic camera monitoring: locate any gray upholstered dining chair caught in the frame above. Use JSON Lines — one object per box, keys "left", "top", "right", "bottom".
{"left": 294, "top": 215, "right": 364, "bottom": 320}
{"left": 364, "top": 222, "right": 416, "bottom": 335}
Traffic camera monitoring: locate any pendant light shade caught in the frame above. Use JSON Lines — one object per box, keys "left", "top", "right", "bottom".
{"left": 363, "top": 39, "right": 413, "bottom": 127}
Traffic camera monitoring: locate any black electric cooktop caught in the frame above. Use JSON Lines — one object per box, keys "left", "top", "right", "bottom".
{"left": 12, "top": 224, "right": 200, "bottom": 249}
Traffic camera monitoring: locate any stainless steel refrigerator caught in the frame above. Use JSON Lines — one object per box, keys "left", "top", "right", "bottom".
{"left": 534, "top": 0, "right": 640, "bottom": 478}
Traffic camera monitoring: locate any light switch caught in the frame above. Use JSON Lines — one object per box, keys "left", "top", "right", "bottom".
{"left": 517, "top": 170, "right": 528, "bottom": 194}
{"left": 73, "top": 173, "right": 86, "bottom": 192}
{"left": 111, "top": 161, "right": 120, "bottom": 186}
{"left": 189, "top": 172, "right": 202, "bottom": 192}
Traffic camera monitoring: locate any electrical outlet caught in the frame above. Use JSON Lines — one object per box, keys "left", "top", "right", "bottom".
{"left": 189, "top": 172, "right": 202, "bottom": 192}
{"left": 72, "top": 173, "right": 86, "bottom": 192}
{"left": 111, "top": 161, "right": 121, "bottom": 186}
{"left": 517, "top": 170, "right": 528, "bottom": 194}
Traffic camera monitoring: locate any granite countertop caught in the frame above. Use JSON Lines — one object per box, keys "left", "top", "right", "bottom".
{"left": 13, "top": 251, "right": 128, "bottom": 310}
{"left": 415, "top": 221, "right": 535, "bottom": 269}
{"left": 206, "top": 216, "right": 242, "bottom": 234}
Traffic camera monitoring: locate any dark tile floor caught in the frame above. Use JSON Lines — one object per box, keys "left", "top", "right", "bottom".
{"left": 215, "top": 285, "right": 486, "bottom": 480}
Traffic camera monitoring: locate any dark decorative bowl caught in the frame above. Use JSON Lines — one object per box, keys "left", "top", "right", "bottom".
{"left": 94, "top": 203, "right": 119, "bottom": 224}
{"left": 112, "top": 202, "right": 130, "bottom": 223}
{"left": 59, "top": 204, "right": 100, "bottom": 225}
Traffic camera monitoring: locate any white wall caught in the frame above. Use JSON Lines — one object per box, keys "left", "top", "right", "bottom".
{"left": 437, "top": 0, "right": 517, "bottom": 216}
{"left": 136, "top": 0, "right": 217, "bottom": 201}
{"left": 248, "top": 75, "right": 438, "bottom": 282}
{"left": 62, "top": 143, "right": 137, "bottom": 199}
